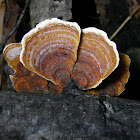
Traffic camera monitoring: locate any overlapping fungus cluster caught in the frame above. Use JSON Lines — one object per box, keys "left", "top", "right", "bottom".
{"left": 3, "top": 18, "right": 130, "bottom": 96}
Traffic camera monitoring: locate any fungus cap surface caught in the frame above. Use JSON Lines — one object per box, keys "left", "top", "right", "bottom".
{"left": 71, "top": 27, "right": 119, "bottom": 89}
{"left": 20, "top": 18, "right": 81, "bottom": 88}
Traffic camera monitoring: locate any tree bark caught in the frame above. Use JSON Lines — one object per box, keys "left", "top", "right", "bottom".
{"left": 30, "top": 0, "right": 72, "bottom": 28}
{"left": 0, "top": 90, "right": 140, "bottom": 140}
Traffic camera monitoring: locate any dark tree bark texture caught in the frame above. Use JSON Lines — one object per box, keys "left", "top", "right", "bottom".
{"left": 0, "top": 90, "right": 140, "bottom": 140}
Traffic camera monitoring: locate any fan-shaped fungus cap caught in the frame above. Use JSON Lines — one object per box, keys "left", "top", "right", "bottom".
{"left": 3, "top": 18, "right": 129, "bottom": 96}
{"left": 90, "top": 53, "right": 130, "bottom": 96}
{"left": 71, "top": 27, "right": 119, "bottom": 90}
{"left": 3, "top": 43, "right": 48, "bottom": 93}
{"left": 20, "top": 18, "right": 81, "bottom": 88}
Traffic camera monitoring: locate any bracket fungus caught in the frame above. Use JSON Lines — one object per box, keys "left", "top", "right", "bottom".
{"left": 3, "top": 43, "right": 48, "bottom": 93}
{"left": 3, "top": 18, "right": 130, "bottom": 96}
{"left": 71, "top": 28, "right": 119, "bottom": 90}
{"left": 20, "top": 18, "right": 81, "bottom": 88}
{"left": 89, "top": 53, "right": 130, "bottom": 96}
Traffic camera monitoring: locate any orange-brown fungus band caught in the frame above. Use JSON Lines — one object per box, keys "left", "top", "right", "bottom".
{"left": 71, "top": 28, "right": 119, "bottom": 90}
{"left": 4, "top": 19, "right": 128, "bottom": 97}
{"left": 3, "top": 43, "right": 48, "bottom": 93}
{"left": 90, "top": 53, "right": 130, "bottom": 96}
{"left": 20, "top": 18, "right": 81, "bottom": 88}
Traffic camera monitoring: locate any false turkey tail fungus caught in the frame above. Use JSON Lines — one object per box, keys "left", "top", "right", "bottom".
{"left": 90, "top": 53, "right": 130, "bottom": 96}
{"left": 20, "top": 18, "right": 81, "bottom": 88}
{"left": 71, "top": 27, "right": 119, "bottom": 90}
{"left": 3, "top": 43, "right": 48, "bottom": 93}
{"left": 3, "top": 18, "right": 130, "bottom": 96}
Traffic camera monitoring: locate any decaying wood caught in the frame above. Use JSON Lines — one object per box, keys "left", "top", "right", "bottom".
{"left": 0, "top": 90, "right": 140, "bottom": 139}
{"left": 30, "top": 0, "right": 72, "bottom": 28}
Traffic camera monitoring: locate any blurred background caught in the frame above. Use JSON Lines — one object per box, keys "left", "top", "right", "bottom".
{"left": 0, "top": 0, "right": 140, "bottom": 100}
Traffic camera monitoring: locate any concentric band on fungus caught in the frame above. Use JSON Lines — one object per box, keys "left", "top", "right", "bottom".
{"left": 3, "top": 43, "right": 48, "bottom": 93}
{"left": 3, "top": 18, "right": 130, "bottom": 97}
{"left": 71, "top": 27, "right": 119, "bottom": 90}
{"left": 20, "top": 18, "right": 81, "bottom": 88}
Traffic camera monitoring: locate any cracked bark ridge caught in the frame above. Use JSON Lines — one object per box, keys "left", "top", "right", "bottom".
{"left": 0, "top": 89, "right": 140, "bottom": 140}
